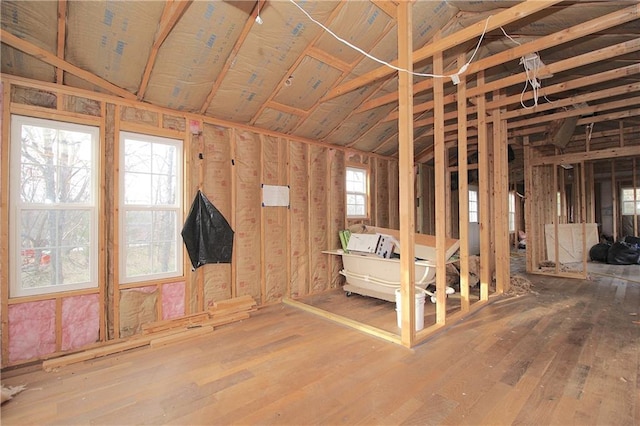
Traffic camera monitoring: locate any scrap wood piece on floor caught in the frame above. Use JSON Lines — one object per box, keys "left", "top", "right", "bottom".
{"left": 1, "top": 384, "right": 26, "bottom": 404}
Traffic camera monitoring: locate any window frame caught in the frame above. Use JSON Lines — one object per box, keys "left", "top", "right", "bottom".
{"left": 119, "top": 131, "right": 184, "bottom": 284}
{"left": 346, "top": 165, "right": 369, "bottom": 219}
{"left": 508, "top": 191, "right": 516, "bottom": 233}
{"left": 621, "top": 187, "right": 640, "bottom": 216}
{"left": 9, "top": 115, "right": 100, "bottom": 298}
{"left": 469, "top": 189, "right": 479, "bottom": 223}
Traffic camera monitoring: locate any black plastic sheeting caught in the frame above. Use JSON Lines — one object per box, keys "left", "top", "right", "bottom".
{"left": 182, "top": 190, "right": 234, "bottom": 270}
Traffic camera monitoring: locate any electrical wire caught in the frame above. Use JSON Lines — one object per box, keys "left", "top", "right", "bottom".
{"left": 288, "top": 0, "right": 491, "bottom": 81}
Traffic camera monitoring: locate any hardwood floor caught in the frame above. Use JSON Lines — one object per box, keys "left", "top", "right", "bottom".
{"left": 2, "top": 261, "right": 639, "bottom": 425}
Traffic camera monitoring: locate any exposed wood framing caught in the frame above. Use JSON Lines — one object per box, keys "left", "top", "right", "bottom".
{"left": 477, "top": 72, "right": 490, "bottom": 301}
{"left": 396, "top": 1, "right": 416, "bottom": 347}
{"left": 433, "top": 46, "right": 448, "bottom": 326}
{"left": 456, "top": 57, "right": 470, "bottom": 312}
{"left": 0, "top": 30, "right": 136, "bottom": 100}
{"left": 325, "top": 0, "right": 562, "bottom": 101}
{"left": 137, "top": 0, "right": 192, "bottom": 100}
{"left": 56, "top": 0, "right": 67, "bottom": 86}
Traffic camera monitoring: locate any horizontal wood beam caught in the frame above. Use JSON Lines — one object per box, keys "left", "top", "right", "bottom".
{"left": 0, "top": 29, "right": 136, "bottom": 100}
{"left": 530, "top": 145, "right": 640, "bottom": 166}
{"left": 357, "top": 2, "right": 640, "bottom": 115}
{"left": 324, "top": 0, "right": 562, "bottom": 101}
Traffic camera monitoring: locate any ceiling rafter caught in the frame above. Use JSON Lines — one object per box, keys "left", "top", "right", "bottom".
{"left": 248, "top": 2, "right": 349, "bottom": 127}
{"left": 137, "top": 0, "right": 192, "bottom": 100}
{"left": 0, "top": 29, "right": 136, "bottom": 100}
{"left": 357, "top": 3, "right": 640, "bottom": 115}
{"left": 468, "top": 38, "right": 640, "bottom": 98}
{"left": 287, "top": 5, "right": 397, "bottom": 138}
{"left": 323, "top": 0, "right": 563, "bottom": 102}
{"left": 56, "top": 0, "right": 67, "bottom": 85}
{"left": 198, "top": 1, "right": 261, "bottom": 115}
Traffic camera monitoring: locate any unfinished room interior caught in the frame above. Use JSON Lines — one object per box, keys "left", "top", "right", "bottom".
{"left": 1, "top": 0, "right": 639, "bottom": 424}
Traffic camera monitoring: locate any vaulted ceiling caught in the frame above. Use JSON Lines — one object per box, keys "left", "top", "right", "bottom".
{"left": 2, "top": 0, "right": 640, "bottom": 168}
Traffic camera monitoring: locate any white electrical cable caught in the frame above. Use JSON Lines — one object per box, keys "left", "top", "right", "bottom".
{"left": 288, "top": 0, "right": 491, "bottom": 80}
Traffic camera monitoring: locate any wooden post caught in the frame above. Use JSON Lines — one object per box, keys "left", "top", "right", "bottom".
{"left": 230, "top": 128, "right": 237, "bottom": 298}
{"left": 523, "top": 136, "right": 534, "bottom": 273}
{"left": 477, "top": 72, "right": 490, "bottom": 301}
{"left": 612, "top": 160, "right": 618, "bottom": 241}
{"left": 457, "top": 55, "right": 470, "bottom": 312}
{"left": 397, "top": 1, "right": 416, "bottom": 346}
{"left": 433, "top": 45, "right": 447, "bottom": 324}
{"left": 492, "top": 90, "right": 509, "bottom": 294}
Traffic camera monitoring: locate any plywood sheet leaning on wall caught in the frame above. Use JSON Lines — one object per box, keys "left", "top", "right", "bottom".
{"left": 309, "top": 145, "right": 329, "bottom": 293}
{"left": 202, "top": 124, "right": 233, "bottom": 307}
{"left": 234, "top": 131, "right": 262, "bottom": 301}
{"left": 262, "top": 136, "right": 288, "bottom": 303}
{"left": 329, "top": 149, "right": 346, "bottom": 289}
{"left": 544, "top": 223, "right": 599, "bottom": 264}
{"left": 289, "top": 141, "right": 309, "bottom": 297}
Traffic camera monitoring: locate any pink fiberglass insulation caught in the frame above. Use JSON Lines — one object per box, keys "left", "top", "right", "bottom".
{"left": 61, "top": 294, "right": 100, "bottom": 351}
{"left": 162, "top": 281, "right": 185, "bottom": 320}
{"left": 8, "top": 300, "right": 56, "bottom": 363}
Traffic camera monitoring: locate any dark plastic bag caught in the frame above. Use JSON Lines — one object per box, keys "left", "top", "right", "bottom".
{"left": 589, "top": 243, "right": 610, "bottom": 263}
{"left": 182, "top": 190, "right": 234, "bottom": 269}
{"left": 607, "top": 242, "right": 640, "bottom": 265}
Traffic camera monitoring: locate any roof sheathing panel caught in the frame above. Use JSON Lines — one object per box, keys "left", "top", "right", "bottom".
{"left": 205, "top": 1, "right": 337, "bottom": 122}
{"left": 65, "top": 1, "right": 164, "bottom": 92}
{"left": 144, "top": 1, "right": 251, "bottom": 112}
{"left": 1, "top": 1, "right": 57, "bottom": 82}
{"left": 272, "top": 56, "right": 343, "bottom": 110}
{"left": 313, "top": 1, "right": 393, "bottom": 64}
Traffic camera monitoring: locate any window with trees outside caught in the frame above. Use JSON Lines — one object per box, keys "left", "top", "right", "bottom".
{"left": 10, "top": 115, "right": 99, "bottom": 297}
{"left": 621, "top": 187, "right": 640, "bottom": 215}
{"left": 120, "top": 132, "right": 183, "bottom": 283}
{"left": 346, "top": 166, "right": 368, "bottom": 218}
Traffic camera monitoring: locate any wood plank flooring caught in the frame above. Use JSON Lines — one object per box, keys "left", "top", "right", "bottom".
{"left": 1, "top": 261, "right": 639, "bottom": 425}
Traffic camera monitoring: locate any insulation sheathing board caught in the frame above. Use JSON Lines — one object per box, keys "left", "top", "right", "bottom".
{"left": 294, "top": 90, "right": 369, "bottom": 141}
{"left": 329, "top": 149, "right": 346, "bottom": 289}
{"left": 8, "top": 300, "right": 55, "bottom": 363}
{"left": 162, "top": 282, "right": 185, "bottom": 320}
{"left": 289, "top": 141, "right": 309, "bottom": 297}
{"left": 315, "top": 1, "right": 391, "bottom": 64}
{"left": 65, "top": 2, "right": 163, "bottom": 92}
{"left": 119, "top": 286, "right": 158, "bottom": 338}
{"left": 120, "top": 106, "right": 159, "bottom": 128}
{"left": 0, "top": 1, "right": 57, "bottom": 82}
{"left": 309, "top": 145, "right": 329, "bottom": 293}
{"left": 326, "top": 106, "right": 394, "bottom": 147}
{"left": 11, "top": 86, "right": 57, "bottom": 109}
{"left": 272, "top": 56, "right": 342, "bottom": 111}
{"left": 253, "top": 107, "right": 301, "bottom": 134}
{"left": 144, "top": 2, "right": 251, "bottom": 111}
{"left": 61, "top": 294, "right": 100, "bottom": 351}
{"left": 205, "top": 1, "right": 336, "bottom": 121}
{"left": 234, "top": 131, "right": 261, "bottom": 300}
{"left": 202, "top": 124, "right": 233, "bottom": 307}
{"left": 262, "top": 136, "right": 288, "bottom": 303}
